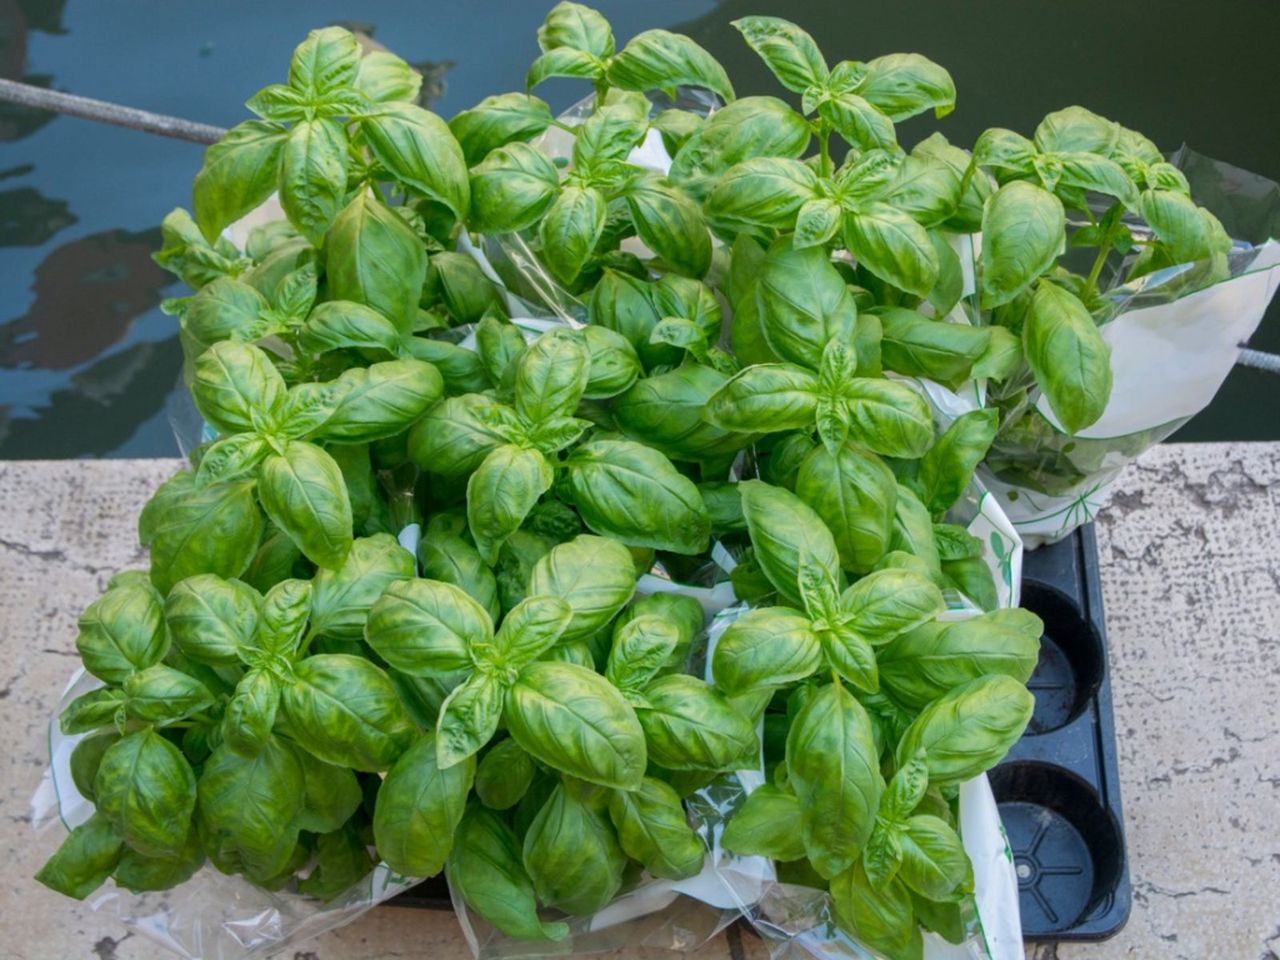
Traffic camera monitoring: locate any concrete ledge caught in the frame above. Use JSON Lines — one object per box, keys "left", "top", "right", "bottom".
{"left": 1, "top": 444, "right": 1276, "bottom": 960}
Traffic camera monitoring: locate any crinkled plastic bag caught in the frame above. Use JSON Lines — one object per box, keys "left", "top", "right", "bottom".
{"left": 977, "top": 149, "right": 1280, "bottom": 545}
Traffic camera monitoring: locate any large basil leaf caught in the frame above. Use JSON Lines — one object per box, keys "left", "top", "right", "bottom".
{"left": 258, "top": 440, "right": 353, "bottom": 569}
{"left": 796, "top": 441, "right": 897, "bottom": 574}
{"left": 608, "top": 777, "right": 704, "bottom": 880}
{"left": 704, "top": 363, "right": 819, "bottom": 434}
{"left": 474, "top": 738, "right": 536, "bottom": 810}
{"left": 614, "top": 364, "right": 752, "bottom": 463}
{"left": 879, "top": 609, "right": 1042, "bottom": 709}
{"left": 123, "top": 665, "right": 215, "bottom": 725}
{"left": 636, "top": 674, "right": 756, "bottom": 772}
{"left": 467, "top": 445, "right": 555, "bottom": 564}
{"left": 60, "top": 688, "right": 126, "bottom": 736}
{"left": 522, "top": 783, "right": 626, "bottom": 914}
{"left": 840, "top": 568, "right": 945, "bottom": 644}
{"left": 606, "top": 615, "right": 679, "bottom": 693}
{"left": 363, "top": 103, "right": 470, "bottom": 219}
{"left": 193, "top": 121, "right": 288, "bottom": 243}
{"left": 366, "top": 578, "right": 493, "bottom": 675}
{"left": 295, "top": 750, "right": 362, "bottom": 834}
{"left": 437, "top": 672, "right": 506, "bottom": 769}
{"left": 980, "top": 181, "right": 1065, "bottom": 309}
{"left": 299, "top": 301, "right": 403, "bottom": 357}
{"left": 895, "top": 675, "right": 1034, "bottom": 785}
{"left": 491, "top": 596, "right": 572, "bottom": 668}
{"left": 721, "top": 783, "right": 806, "bottom": 861}
{"left": 181, "top": 278, "right": 271, "bottom": 348}
{"left": 843, "top": 378, "right": 934, "bottom": 459}
{"left": 857, "top": 53, "right": 956, "bottom": 121}
{"left": 624, "top": 174, "right": 712, "bottom": 278}
{"left": 76, "top": 582, "right": 168, "bottom": 684}
{"left": 279, "top": 118, "right": 348, "bottom": 244}
{"left": 408, "top": 393, "right": 520, "bottom": 477}
{"left": 582, "top": 325, "right": 642, "bottom": 398}
{"left": 450, "top": 93, "right": 553, "bottom": 166}
{"left": 288, "top": 26, "right": 359, "bottom": 93}
{"left": 669, "top": 97, "right": 810, "bottom": 200}
{"left": 898, "top": 815, "right": 971, "bottom": 900}
{"left": 419, "top": 534, "right": 502, "bottom": 624}
{"left": 447, "top": 807, "right": 569, "bottom": 941}
{"left": 607, "top": 29, "right": 733, "bottom": 102}
{"left": 325, "top": 192, "right": 427, "bottom": 336}
{"left": 514, "top": 331, "right": 590, "bottom": 424}
{"left": 830, "top": 862, "right": 922, "bottom": 960}
{"left": 876, "top": 306, "right": 991, "bottom": 383}
{"left": 528, "top": 535, "right": 636, "bottom": 643}
{"left": 786, "top": 682, "right": 882, "bottom": 878}
{"left": 469, "top": 141, "right": 560, "bottom": 234}
{"left": 310, "top": 533, "right": 415, "bottom": 640}
{"left": 712, "top": 606, "right": 821, "bottom": 696}
{"left": 222, "top": 668, "right": 280, "bottom": 757}
{"left": 95, "top": 730, "right": 196, "bottom": 858}
{"left": 1022, "top": 281, "right": 1112, "bottom": 434}
{"left": 843, "top": 202, "right": 939, "bottom": 299}
{"left": 192, "top": 340, "right": 286, "bottom": 435}
{"left": 917, "top": 409, "right": 998, "bottom": 515}
{"left": 565, "top": 440, "right": 710, "bottom": 555}
{"left": 757, "top": 241, "right": 858, "bottom": 368}
{"left": 355, "top": 49, "right": 422, "bottom": 103}
{"left": 539, "top": 185, "right": 605, "bottom": 285}
{"left": 706, "top": 157, "right": 817, "bottom": 233}
{"left": 732, "top": 16, "right": 827, "bottom": 93}
{"left": 505, "top": 661, "right": 646, "bottom": 790}
{"left": 280, "top": 654, "right": 415, "bottom": 771}
{"left": 587, "top": 270, "right": 675, "bottom": 371}
{"left": 739, "top": 480, "right": 842, "bottom": 608}
{"left": 35, "top": 813, "right": 124, "bottom": 900}
{"left": 198, "top": 737, "right": 303, "bottom": 881}
{"left": 373, "top": 732, "right": 474, "bottom": 877}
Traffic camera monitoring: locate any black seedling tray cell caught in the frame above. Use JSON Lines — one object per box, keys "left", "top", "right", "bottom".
{"left": 993, "top": 523, "right": 1131, "bottom": 941}
{"left": 388, "top": 526, "right": 1133, "bottom": 935}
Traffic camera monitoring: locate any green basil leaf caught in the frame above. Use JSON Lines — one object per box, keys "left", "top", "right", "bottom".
{"left": 408, "top": 393, "right": 520, "bottom": 477}
{"left": 818, "top": 93, "right": 896, "bottom": 151}
{"left": 740, "top": 479, "right": 842, "bottom": 608}
{"left": 843, "top": 202, "right": 939, "bottom": 298}
{"left": 95, "top": 729, "right": 196, "bottom": 858}
{"left": 878, "top": 608, "right": 1042, "bottom": 709}
{"left": 35, "top": 813, "right": 124, "bottom": 900}
{"left": 830, "top": 862, "right": 922, "bottom": 960}
{"left": 354, "top": 49, "right": 422, "bottom": 103}
{"left": 669, "top": 97, "right": 810, "bottom": 201}
{"left": 505, "top": 660, "right": 646, "bottom": 789}
{"left": 523, "top": 782, "right": 626, "bottom": 914}
{"left": 890, "top": 484, "right": 942, "bottom": 580}
{"left": 259, "top": 440, "right": 353, "bottom": 569}
{"left": 615, "top": 364, "right": 751, "bottom": 462}
{"left": 448, "top": 806, "right": 569, "bottom": 942}
{"left": 403, "top": 336, "right": 493, "bottom": 394}
{"left": 279, "top": 118, "right": 348, "bottom": 244}
{"left": 198, "top": 737, "right": 303, "bottom": 881}
{"left": 819, "top": 623, "right": 879, "bottom": 693}
{"left": 839, "top": 567, "right": 944, "bottom": 644}
{"left": 898, "top": 814, "right": 971, "bottom": 900}
{"left": 605, "top": 614, "right": 680, "bottom": 692}
{"left": 450, "top": 94, "right": 554, "bottom": 166}
{"left": 123, "top": 664, "right": 215, "bottom": 725}
{"left": 856, "top": 52, "right": 955, "bottom": 121}
{"left": 468, "top": 142, "right": 560, "bottom": 235}
{"left": 70, "top": 731, "right": 120, "bottom": 801}
{"left": 913, "top": 132, "right": 992, "bottom": 233}
{"left": 467, "top": 445, "right": 555, "bottom": 565}
{"left": 539, "top": 185, "right": 606, "bottom": 285}
{"left": 192, "top": 340, "right": 286, "bottom": 435}
{"left": 970, "top": 325, "right": 1022, "bottom": 382}
{"left": 636, "top": 674, "right": 756, "bottom": 772}
{"left": 624, "top": 174, "right": 712, "bottom": 278}
{"left": 582, "top": 325, "right": 642, "bottom": 398}
{"left": 537, "top": 1, "right": 615, "bottom": 56}
{"left": 980, "top": 180, "right": 1065, "bottom": 309}
{"left": 60, "top": 688, "right": 126, "bottom": 736}
{"left": 972, "top": 126, "right": 1037, "bottom": 178}
{"left": 419, "top": 534, "right": 503, "bottom": 624}
{"left": 786, "top": 681, "right": 882, "bottom": 878}
{"left": 75, "top": 582, "right": 168, "bottom": 684}
{"left": 608, "top": 776, "right": 704, "bottom": 880}
{"left": 712, "top": 606, "right": 821, "bottom": 696}
{"left": 374, "top": 732, "right": 475, "bottom": 876}
{"left": 794, "top": 197, "right": 843, "bottom": 249}
{"left": 475, "top": 738, "right": 536, "bottom": 810}
{"left": 363, "top": 104, "right": 469, "bottom": 218}
{"left": 571, "top": 100, "right": 647, "bottom": 170}
{"left": 704, "top": 362, "right": 819, "bottom": 434}
{"left": 529, "top": 534, "right": 637, "bottom": 643}
{"left": 326, "top": 192, "right": 427, "bottom": 336}
{"left": 796, "top": 441, "right": 897, "bottom": 574}
{"left": 281, "top": 653, "right": 415, "bottom": 771}
{"left": 565, "top": 439, "right": 711, "bottom": 555}
{"left": 515, "top": 330, "right": 590, "bottom": 423}
{"left": 843, "top": 378, "right": 934, "bottom": 459}
{"left": 193, "top": 121, "right": 288, "bottom": 244}
{"left": 366, "top": 578, "right": 493, "bottom": 676}
{"left": 222, "top": 668, "right": 280, "bottom": 756}
{"left": 607, "top": 29, "right": 734, "bottom": 102}
{"left": 310, "top": 533, "right": 414, "bottom": 640}
{"left": 705, "top": 157, "right": 818, "bottom": 234}
{"left": 721, "top": 782, "right": 806, "bottom": 861}
{"left": 1056, "top": 152, "right": 1138, "bottom": 212}
{"left": 732, "top": 16, "right": 827, "bottom": 93}
{"left": 1023, "top": 281, "right": 1112, "bottom": 434}
{"left": 299, "top": 301, "right": 403, "bottom": 356}
{"left": 895, "top": 675, "right": 1034, "bottom": 786}
{"left": 113, "top": 823, "right": 204, "bottom": 894}
{"left": 918, "top": 409, "right": 999, "bottom": 514}
{"left": 148, "top": 479, "right": 264, "bottom": 593}
{"left": 527, "top": 46, "right": 605, "bottom": 88}
{"left": 288, "top": 26, "right": 359, "bottom": 94}
{"left": 492, "top": 595, "right": 572, "bottom": 669}
{"left": 437, "top": 672, "right": 506, "bottom": 769}
{"left": 181, "top": 278, "right": 271, "bottom": 348}
{"left": 194, "top": 433, "right": 271, "bottom": 487}
{"left": 587, "top": 270, "right": 674, "bottom": 370}
{"left": 1034, "top": 105, "right": 1118, "bottom": 155}
{"left": 876, "top": 306, "right": 991, "bottom": 383}
{"left": 756, "top": 240, "right": 858, "bottom": 367}
{"left": 246, "top": 578, "right": 312, "bottom": 660}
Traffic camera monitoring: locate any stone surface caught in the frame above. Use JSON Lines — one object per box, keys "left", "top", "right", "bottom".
{"left": 0, "top": 446, "right": 1276, "bottom": 960}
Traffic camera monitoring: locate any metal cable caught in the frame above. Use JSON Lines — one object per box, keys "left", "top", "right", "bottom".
{"left": 0, "top": 77, "right": 226, "bottom": 145}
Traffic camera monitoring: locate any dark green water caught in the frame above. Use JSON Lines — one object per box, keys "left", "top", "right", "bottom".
{"left": 1, "top": 0, "right": 1276, "bottom": 458}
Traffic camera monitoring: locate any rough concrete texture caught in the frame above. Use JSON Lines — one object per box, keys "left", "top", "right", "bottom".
{"left": 0, "top": 445, "right": 1276, "bottom": 960}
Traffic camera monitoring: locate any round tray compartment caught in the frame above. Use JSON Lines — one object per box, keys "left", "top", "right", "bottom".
{"left": 989, "top": 761, "right": 1124, "bottom": 935}
{"left": 1019, "top": 580, "right": 1105, "bottom": 735}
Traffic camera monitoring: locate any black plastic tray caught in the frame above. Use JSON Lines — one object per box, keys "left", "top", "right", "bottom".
{"left": 992, "top": 523, "right": 1131, "bottom": 941}
{"left": 389, "top": 525, "right": 1134, "bottom": 936}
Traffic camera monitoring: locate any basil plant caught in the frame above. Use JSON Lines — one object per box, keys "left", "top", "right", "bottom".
{"left": 37, "top": 7, "right": 1052, "bottom": 957}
